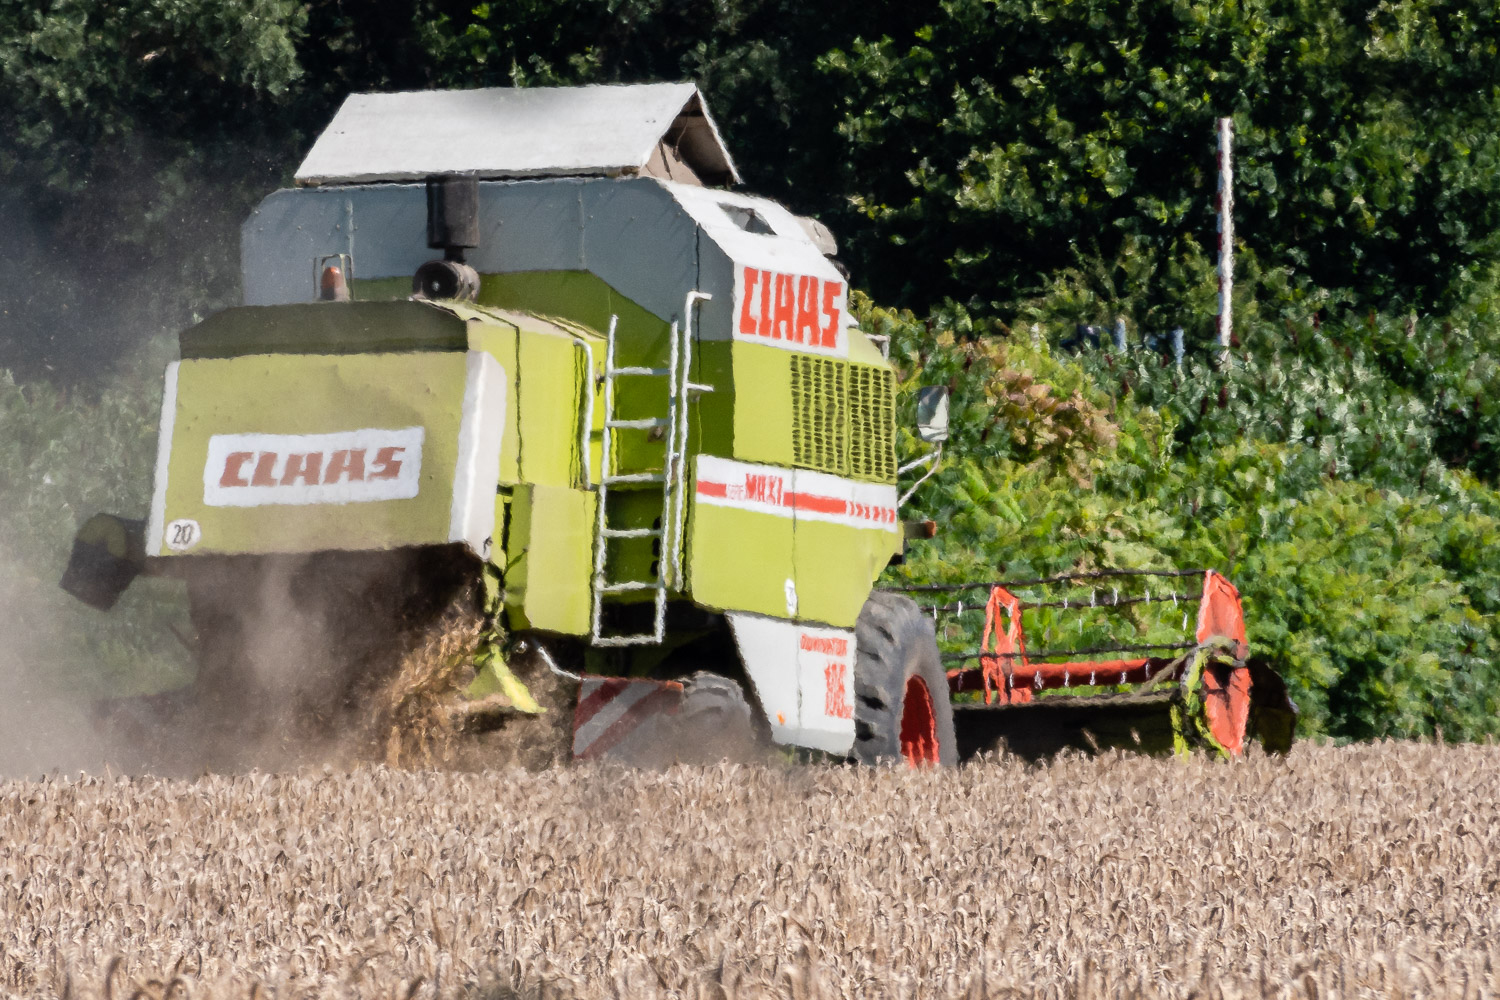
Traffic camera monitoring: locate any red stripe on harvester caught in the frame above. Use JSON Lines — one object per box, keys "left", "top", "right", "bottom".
{"left": 698, "top": 478, "right": 895, "bottom": 526}
{"left": 786, "top": 491, "right": 846, "bottom": 515}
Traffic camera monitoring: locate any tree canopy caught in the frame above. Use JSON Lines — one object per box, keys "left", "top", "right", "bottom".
{"left": 10, "top": 0, "right": 1500, "bottom": 376}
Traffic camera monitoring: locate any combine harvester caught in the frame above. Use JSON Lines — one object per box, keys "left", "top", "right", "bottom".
{"left": 61, "top": 84, "right": 1294, "bottom": 766}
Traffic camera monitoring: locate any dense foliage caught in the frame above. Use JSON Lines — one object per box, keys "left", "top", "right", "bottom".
{"left": 8, "top": 0, "right": 1500, "bottom": 375}
{"left": 824, "top": 0, "right": 1500, "bottom": 314}
{"left": 3, "top": 0, "right": 1500, "bottom": 739}
{"left": 878, "top": 269, "right": 1500, "bottom": 739}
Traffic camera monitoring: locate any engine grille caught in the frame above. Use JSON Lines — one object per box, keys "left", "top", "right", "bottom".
{"left": 788, "top": 355, "right": 897, "bottom": 483}
{"left": 790, "top": 355, "right": 847, "bottom": 475}
{"left": 848, "top": 364, "right": 896, "bottom": 482}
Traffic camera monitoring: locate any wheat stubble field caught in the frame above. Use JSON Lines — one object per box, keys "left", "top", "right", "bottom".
{"left": 1, "top": 742, "right": 1497, "bottom": 1000}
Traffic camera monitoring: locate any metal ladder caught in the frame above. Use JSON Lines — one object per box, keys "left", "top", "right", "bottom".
{"left": 589, "top": 294, "right": 711, "bottom": 647}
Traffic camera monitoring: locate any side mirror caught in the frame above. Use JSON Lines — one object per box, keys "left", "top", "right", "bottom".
{"left": 915, "top": 386, "right": 950, "bottom": 444}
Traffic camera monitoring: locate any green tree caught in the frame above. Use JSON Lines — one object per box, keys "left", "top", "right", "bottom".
{"left": 821, "top": 0, "right": 1500, "bottom": 317}
{"left": 0, "top": 0, "right": 312, "bottom": 378}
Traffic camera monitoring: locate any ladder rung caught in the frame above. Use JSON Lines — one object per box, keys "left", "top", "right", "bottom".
{"left": 609, "top": 366, "right": 670, "bottom": 377}
{"left": 597, "top": 580, "right": 666, "bottom": 594}
{"left": 606, "top": 418, "right": 669, "bottom": 430}
{"left": 605, "top": 473, "right": 665, "bottom": 484}
{"left": 686, "top": 381, "right": 715, "bottom": 393}
{"left": 601, "top": 527, "right": 661, "bottom": 539}
{"left": 592, "top": 634, "right": 666, "bottom": 647}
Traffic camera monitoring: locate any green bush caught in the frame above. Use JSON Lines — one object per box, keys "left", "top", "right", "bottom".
{"left": 871, "top": 289, "right": 1500, "bottom": 743}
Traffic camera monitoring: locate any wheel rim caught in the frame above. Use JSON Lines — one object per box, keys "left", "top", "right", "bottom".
{"left": 899, "top": 676, "right": 940, "bottom": 766}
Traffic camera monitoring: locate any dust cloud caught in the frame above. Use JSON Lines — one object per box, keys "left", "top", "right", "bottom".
{"left": 0, "top": 670, "right": 110, "bottom": 779}
{"left": 0, "top": 544, "right": 581, "bottom": 779}
{"left": 0, "top": 532, "right": 757, "bottom": 778}
{"left": 0, "top": 543, "right": 373, "bottom": 777}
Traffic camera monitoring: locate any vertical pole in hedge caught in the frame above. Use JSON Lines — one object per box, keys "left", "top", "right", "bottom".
{"left": 1216, "top": 117, "right": 1234, "bottom": 354}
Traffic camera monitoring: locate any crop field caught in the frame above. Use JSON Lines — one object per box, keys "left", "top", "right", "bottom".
{"left": 1, "top": 742, "right": 1497, "bottom": 1000}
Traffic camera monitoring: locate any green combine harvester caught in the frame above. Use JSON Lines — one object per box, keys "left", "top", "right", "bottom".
{"left": 62, "top": 84, "right": 1293, "bottom": 767}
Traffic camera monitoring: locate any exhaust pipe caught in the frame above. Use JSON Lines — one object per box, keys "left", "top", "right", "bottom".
{"left": 414, "top": 175, "right": 481, "bottom": 301}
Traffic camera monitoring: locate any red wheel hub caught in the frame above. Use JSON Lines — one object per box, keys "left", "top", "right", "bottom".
{"left": 900, "top": 676, "right": 940, "bottom": 766}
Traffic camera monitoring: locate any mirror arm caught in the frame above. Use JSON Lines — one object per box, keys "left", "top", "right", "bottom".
{"left": 898, "top": 444, "right": 943, "bottom": 506}
{"left": 898, "top": 444, "right": 940, "bottom": 476}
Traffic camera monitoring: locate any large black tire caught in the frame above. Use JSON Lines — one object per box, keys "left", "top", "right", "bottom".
{"left": 852, "top": 592, "right": 958, "bottom": 766}
{"left": 672, "top": 671, "right": 764, "bottom": 764}
{"left": 604, "top": 671, "right": 763, "bottom": 767}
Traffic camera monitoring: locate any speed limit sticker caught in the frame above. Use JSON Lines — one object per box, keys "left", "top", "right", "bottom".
{"left": 164, "top": 518, "right": 202, "bottom": 552}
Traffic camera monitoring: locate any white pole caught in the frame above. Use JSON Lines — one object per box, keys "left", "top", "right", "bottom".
{"left": 1216, "top": 117, "right": 1234, "bottom": 351}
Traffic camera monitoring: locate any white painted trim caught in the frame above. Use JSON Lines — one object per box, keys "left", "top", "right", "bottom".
{"left": 448, "top": 351, "right": 508, "bottom": 555}
{"left": 144, "top": 362, "right": 180, "bottom": 558}
{"left": 694, "top": 454, "right": 899, "bottom": 532}
{"left": 727, "top": 612, "right": 801, "bottom": 747}
{"left": 727, "top": 611, "right": 857, "bottom": 755}
{"left": 796, "top": 719, "right": 858, "bottom": 755}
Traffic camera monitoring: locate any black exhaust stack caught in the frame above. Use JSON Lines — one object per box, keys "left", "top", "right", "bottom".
{"left": 414, "top": 175, "right": 481, "bottom": 301}
{"left": 427, "top": 175, "right": 480, "bottom": 259}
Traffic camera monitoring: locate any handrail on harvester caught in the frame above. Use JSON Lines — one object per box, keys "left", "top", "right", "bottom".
{"left": 888, "top": 566, "right": 1212, "bottom": 592}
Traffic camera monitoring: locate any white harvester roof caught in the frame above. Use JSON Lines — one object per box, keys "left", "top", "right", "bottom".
{"left": 294, "top": 82, "right": 741, "bottom": 187}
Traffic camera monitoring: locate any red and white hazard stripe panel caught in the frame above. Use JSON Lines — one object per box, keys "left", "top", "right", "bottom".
{"left": 571, "top": 677, "right": 684, "bottom": 760}
{"left": 694, "top": 455, "right": 898, "bottom": 532}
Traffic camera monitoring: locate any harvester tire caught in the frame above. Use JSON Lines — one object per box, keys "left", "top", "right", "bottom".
{"left": 676, "top": 671, "right": 761, "bottom": 763}
{"left": 852, "top": 592, "right": 958, "bottom": 766}
{"left": 606, "top": 672, "right": 761, "bottom": 767}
